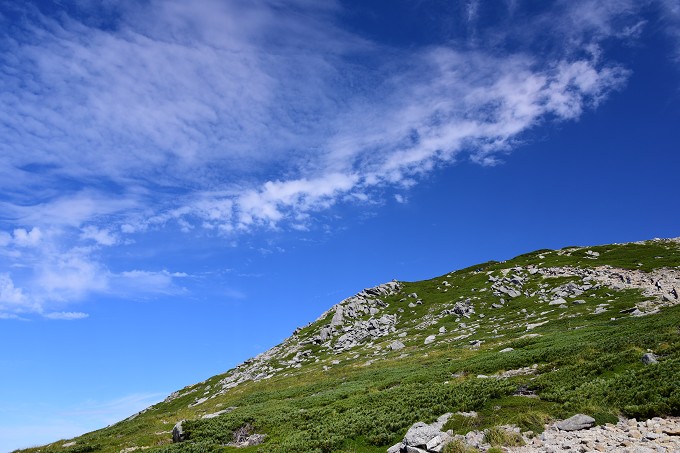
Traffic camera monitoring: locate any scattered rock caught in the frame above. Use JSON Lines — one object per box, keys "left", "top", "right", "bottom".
{"left": 246, "top": 433, "right": 266, "bottom": 446}
{"left": 390, "top": 414, "right": 453, "bottom": 453}
{"left": 555, "top": 414, "right": 595, "bottom": 431}
{"left": 404, "top": 422, "right": 442, "bottom": 448}
{"left": 510, "top": 416, "right": 680, "bottom": 452}
{"left": 641, "top": 352, "right": 658, "bottom": 365}
{"left": 172, "top": 420, "right": 186, "bottom": 443}
{"left": 424, "top": 335, "right": 436, "bottom": 345}
{"left": 120, "top": 448, "right": 139, "bottom": 453}
{"left": 526, "top": 320, "right": 549, "bottom": 331}
{"left": 390, "top": 340, "right": 406, "bottom": 351}
{"left": 548, "top": 297, "right": 567, "bottom": 306}
{"left": 442, "top": 300, "right": 475, "bottom": 318}
{"left": 201, "top": 407, "right": 236, "bottom": 419}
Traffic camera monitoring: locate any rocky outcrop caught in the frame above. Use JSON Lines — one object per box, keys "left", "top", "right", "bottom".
{"left": 201, "top": 281, "right": 403, "bottom": 401}
{"left": 227, "top": 433, "right": 266, "bottom": 448}
{"left": 535, "top": 265, "right": 680, "bottom": 312}
{"left": 388, "top": 414, "right": 453, "bottom": 453}
{"left": 441, "top": 300, "right": 475, "bottom": 318}
{"left": 332, "top": 314, "right": 398, "bottom": 350}
{"left": 486, "top": 258, "right": 680, "bottom": 318}
{"left": 310, "top": 281, "right": 402, "bottom": 349}
{"left": 172, "top": 420, "right": 185, "bottom": 442}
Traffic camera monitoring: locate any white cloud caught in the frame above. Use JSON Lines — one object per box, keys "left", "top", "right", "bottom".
{"left": 115, "top": 270, "right": 187, "bottom": 296}
{"left": 12, "top": 227, "right": 42, "bottom": 248}
{"left": 43, "top": 311, "right": 89, "bottom": 320}
{"left": 0, "top": 231, "right": 12, "bottom": 247}
{"left": 80, "top": 226, "right": 118, "bottom": 246}
{"left": 0, "top": 0, "right": 671, "bottom": 318}
{"left": 0, "top": 1, "right": 641, "bottom": 237}
{"left": 37, "top": 251, "right": 109, "bottom": 301}
{"left": 0, "top": 227, "right": 189, "bottom": 317}
{"left": 235, "top": 173, "right": 359, "bottom": 229}
{"left": 659, "top": 0, "right": 680, "bottom": 63}
{"left": 0, "top": 190, "right": 139, "bottom": 229}
{"left": 0, "top": 273, "right": 29, "bottom": 313}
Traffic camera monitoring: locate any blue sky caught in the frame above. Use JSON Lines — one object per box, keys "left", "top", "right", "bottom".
{"left": 1, "top": 0, "right": 679, "bottom": 450}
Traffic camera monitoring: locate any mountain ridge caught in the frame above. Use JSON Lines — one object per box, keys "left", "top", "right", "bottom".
{"left": 20, "top": 237, "right": 680, "bottom": 453}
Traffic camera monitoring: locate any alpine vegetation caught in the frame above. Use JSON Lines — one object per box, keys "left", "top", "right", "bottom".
{"left": 19, "top": 238, "right": 680, "bottom": 453}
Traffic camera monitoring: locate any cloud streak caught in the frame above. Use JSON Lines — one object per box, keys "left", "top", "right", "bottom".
{"left": 0, "top": 0, "right": 671, "bottom": 318}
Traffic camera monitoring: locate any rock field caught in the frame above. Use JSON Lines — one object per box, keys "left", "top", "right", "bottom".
{"left": 511, "top": 416, "right": 680, "bottom": 453}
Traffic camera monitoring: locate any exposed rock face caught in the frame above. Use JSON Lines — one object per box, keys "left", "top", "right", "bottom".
{"left": 311, "top": 281, "right": 402, "bottom": 351}
{"left": 487, "top": 255, "right": 680, "bottom": 316}
{"left": 333, "top": 314, "right": 398, "bottom": 351}
{"left": 158, "top": 281, "right": 405, "bottom": 407}
{"left": 331, "top": 306, "right": 345, "bottom": 326}
{"left": 535, "top": 265, "right": 680, "bottom": 313}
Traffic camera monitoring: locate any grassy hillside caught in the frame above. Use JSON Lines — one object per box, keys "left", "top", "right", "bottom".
{"left": 20, "top": 238, "right": 680, "bottom": 453}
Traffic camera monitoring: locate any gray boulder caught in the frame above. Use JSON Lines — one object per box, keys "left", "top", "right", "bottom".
{"left": 405, "top": 447, "right": 428, "bottom": 453}
{"left": 331, "top": 306, "right": 344, "bottom": 326}
{"left": 390, "top": 340, "right": 405, "bottom": 351}
{"left": 172, "top": 420, "right": 186, "bottom": 442}
{"left": 403, "top": 422, "right": 441, "bottom": 448}
{"left": 424, "top": 335, "right": 436, "bottom": 345}
{"left": 247, "top": 433, "right": 266, "bottom": 446}
{"left": 389, "top": 414, "right": 453, "bottom": 452}
{"left": 319, "top": 326, "right": 334, "bottom": 342}
{"left": 642, "top": 352, "right": 658, "bottom": 365}
{"left": 387, "top": 443, "right": 402, "bottom": 453}
{"left": 549, "top": 297, "right": 567, "bottom": 306}
{"left": 555, "top": 414, "right": 595, "bottom": 431}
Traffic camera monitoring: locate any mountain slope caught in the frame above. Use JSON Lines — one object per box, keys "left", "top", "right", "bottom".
{"left": 21, "top": 238, "right": 680, "bottom": 453}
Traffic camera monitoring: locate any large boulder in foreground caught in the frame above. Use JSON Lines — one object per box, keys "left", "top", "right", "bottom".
{"left": 388, "top": 414, "right": 453, "bottom": 452}
{"left": 172, "top": 420, "right": 186, "bottom": 442}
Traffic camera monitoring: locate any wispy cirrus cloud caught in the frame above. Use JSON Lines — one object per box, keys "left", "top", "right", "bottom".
{"left": 0, "top": 0, "right": 673, "bottom": 318}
